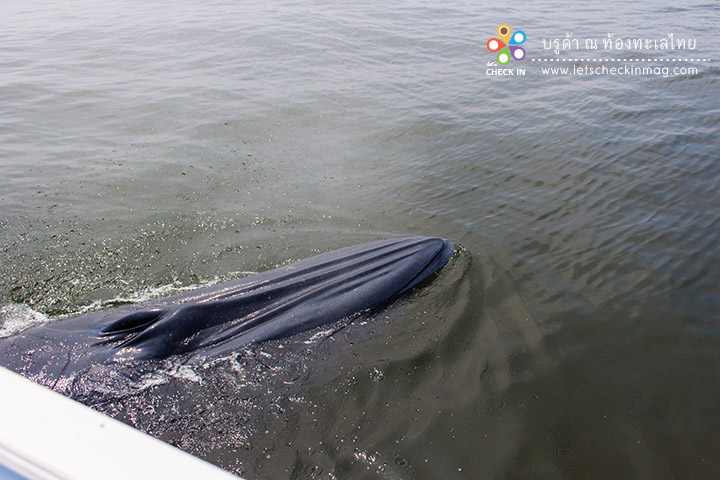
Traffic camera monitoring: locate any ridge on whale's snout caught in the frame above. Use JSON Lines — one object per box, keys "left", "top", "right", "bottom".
{"left": 0, "top": 237, "right": 455, "bottom": 376}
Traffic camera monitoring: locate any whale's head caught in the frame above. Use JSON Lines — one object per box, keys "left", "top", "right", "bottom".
{"left": 0, "top": 237, "right": 454, "bottom": 380}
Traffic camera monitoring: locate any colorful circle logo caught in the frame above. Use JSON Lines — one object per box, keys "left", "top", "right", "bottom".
{"left": 487, "top": 24, "right": 526, "bottom": 65}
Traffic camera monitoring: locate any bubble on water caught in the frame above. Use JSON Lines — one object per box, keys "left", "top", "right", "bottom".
{"left": 370, "top": 366, "right": 384, "bottom": 382}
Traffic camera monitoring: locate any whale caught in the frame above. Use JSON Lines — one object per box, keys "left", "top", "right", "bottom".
{"left": 0, "top": 237, "right": 453, "bottom": 389}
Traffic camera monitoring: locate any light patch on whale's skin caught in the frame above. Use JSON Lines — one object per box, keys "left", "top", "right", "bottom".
{"left": 0, "top": 237, "right": 454, "bottom": 390}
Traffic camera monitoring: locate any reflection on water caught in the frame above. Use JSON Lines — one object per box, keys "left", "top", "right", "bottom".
{"left": 1, "top": 0, "right": 719, "bottom": 478}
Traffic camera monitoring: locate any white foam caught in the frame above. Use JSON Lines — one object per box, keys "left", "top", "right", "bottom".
{"left": 0, "top": 304, "right": 51, "bottom": 338}
{"left": 129, "top": 361, "right": 203, "bottom": 392}
{"left": 65, "top": 271, "right": 258, "bottom": 317}
{"left": 166, "top": 364, "right": 203, "bottom": 384}
{"left": 304, "top": 328, "right": 337, "bottom": 344}
{"left": 130, "top": 371, "right": 171, "bottom": 391}
{"left": 1, "top": 272, "right": 258, "bottom": 338}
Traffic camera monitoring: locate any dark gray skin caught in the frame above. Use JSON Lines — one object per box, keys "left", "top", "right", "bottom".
{"left": 0, "top": 237, "right": 453, "bottom": 390}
